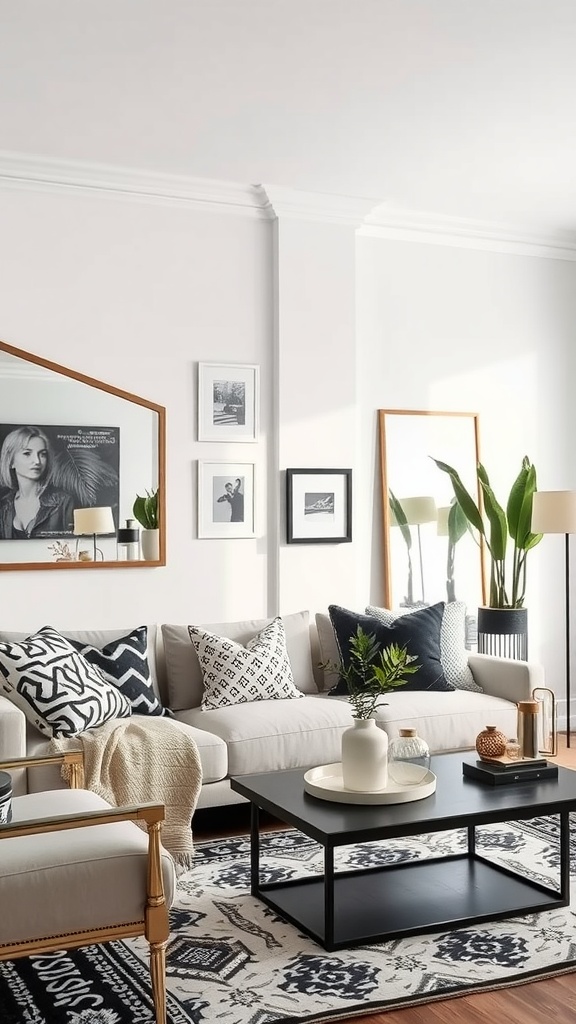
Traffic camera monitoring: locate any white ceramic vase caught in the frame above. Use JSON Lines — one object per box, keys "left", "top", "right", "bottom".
{"left": 341, "top": 718, "right": 389, "bottom": 792}
{"left": 140, "top": 528, "right": 160, "bottom": 561}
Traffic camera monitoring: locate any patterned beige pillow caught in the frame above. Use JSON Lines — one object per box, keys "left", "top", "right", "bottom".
{"left": 188, "top": 617, "right": 304, "bottom": 710}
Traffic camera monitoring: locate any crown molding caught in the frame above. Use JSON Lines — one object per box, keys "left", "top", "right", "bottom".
{"left": 256, "top": 184, "right": 380, "bottom": 226}
{"left": 0, "top": 151, "right": 271, "bottom": 217}
{"left": 0, "top": 151, "right": 575, "bottom": 256}
{"left": 361, "top": 205, "right": 576, "bottom": 261}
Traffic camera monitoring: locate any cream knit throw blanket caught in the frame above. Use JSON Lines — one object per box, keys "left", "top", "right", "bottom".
{"left": 48, "top": 717, "right": 202, "bottom": 873}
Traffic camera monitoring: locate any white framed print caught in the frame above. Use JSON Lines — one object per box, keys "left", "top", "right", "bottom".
{"left": 198, "top": 362, "right": 259, "bottom": 442}
{"left": 198, "top": 461, "right": 256, "bottom": 538}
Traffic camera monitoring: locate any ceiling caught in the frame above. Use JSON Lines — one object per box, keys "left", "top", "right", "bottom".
{"left": 2, "top": 0, "right": 576, "bottom": 230}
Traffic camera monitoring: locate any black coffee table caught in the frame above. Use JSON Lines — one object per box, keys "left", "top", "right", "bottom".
{"left": 230, "top": 752, "right": 576, "bottom": 950}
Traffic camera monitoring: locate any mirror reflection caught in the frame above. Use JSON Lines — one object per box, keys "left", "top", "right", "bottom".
{"left": 378, "top": 409, "right": 485, "bottom": 614}
{"left": 0, "top": 340, "right": 165, "bottom": 569}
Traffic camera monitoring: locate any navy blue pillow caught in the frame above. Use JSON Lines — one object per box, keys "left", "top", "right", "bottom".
{"left": 328, "top": 603, "right": 454, "bottom": 694}
{"left": 67, "top": 626, "right": 173, "bottom": 717}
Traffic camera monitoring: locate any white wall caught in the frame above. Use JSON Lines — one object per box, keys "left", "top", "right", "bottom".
{"left": 1, "top": 176, "right": 576, "bottom": 725}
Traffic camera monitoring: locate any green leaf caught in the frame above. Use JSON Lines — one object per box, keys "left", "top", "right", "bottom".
{"left": 431, "top": 459, "right": 484, "bottom": 535}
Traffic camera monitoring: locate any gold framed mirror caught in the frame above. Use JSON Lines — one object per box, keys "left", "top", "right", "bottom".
{"left": 378, "top": 409, "right": 485, "bottom": 611}
{"left": 0, "top": 339, "right": 166, "bottom": 570}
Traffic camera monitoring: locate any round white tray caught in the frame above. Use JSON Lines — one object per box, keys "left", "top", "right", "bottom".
{"left": 303, "top": 762, "right": 437, "bottom": 805}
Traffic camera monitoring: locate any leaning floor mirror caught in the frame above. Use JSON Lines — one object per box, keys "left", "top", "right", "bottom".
{"left": 0, "top": 339, "right": 166, "bottom": 570}
{"left": 378, "top": 409, "right": 485, "bottom": 614}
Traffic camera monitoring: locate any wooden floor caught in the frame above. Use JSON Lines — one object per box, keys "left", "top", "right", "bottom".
{"left": 193, "top": 736, "right": 576, "bottom": 1024}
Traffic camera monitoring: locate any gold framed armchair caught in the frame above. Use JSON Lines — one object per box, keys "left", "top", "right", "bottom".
{"left": 0, "top": 752, "right": 175, "bottom": 1024}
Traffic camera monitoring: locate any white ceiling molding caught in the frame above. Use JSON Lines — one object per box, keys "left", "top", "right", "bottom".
{"left": 0, "top": 151, "right": 270, "bottom": 218}
{"left": 256, "top": 184, "right": 381, "bottom": 226}
{"left": 361, "top": 205, "right": 576, "bottom": 261}
{"left": 0, "top": 151, "right": 575, "bottom": 257}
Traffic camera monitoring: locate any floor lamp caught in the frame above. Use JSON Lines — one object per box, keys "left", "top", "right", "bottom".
{"left": 398, "top": 496, "right": 437, "bottom": 604}
{"left": 531, "top": 490, "right": 576, "bottom": 748}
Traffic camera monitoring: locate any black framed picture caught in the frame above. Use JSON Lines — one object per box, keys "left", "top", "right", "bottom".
{"left": 286, "top": 468, "right": 352, "bottom": 544}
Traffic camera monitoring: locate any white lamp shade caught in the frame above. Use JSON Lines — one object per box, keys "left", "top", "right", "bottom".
{"left": 531, "top": 491, "right": 576, "bottom": 535}
{"left": 398, "top": 496, "right": 437, "bottom": 526}
{"left": 436, "top": 506, "right": 451, "bottom": 537}
{"left": 73, "top": 507, "right": 115, "bottom": 536}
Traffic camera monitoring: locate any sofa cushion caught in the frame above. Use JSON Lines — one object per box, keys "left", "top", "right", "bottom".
{"left": 328, "top": 604, "right": 455, "bottom": 694}
{"left": 65, "top": 626, "right": 172, "bottom": 717}
{"left": 162, "top": 610, "right": 317, "bottom": 711}
{"left": 189, "top": 618, "right": 304, "bottom": 710}
{"left": 366, "top": 601, "right": 482, "bottom": 692}
{"left": 0, "top": 626, "right": 131, "bottom": 738}
{"left": 179, "top": 694, "right": 353, "bottom": 777}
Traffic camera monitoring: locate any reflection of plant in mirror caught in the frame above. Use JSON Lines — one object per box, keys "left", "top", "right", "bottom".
{"left": 133, "top": 488, "right": 159, "bottom": 530}
{"left": 389, "top": 490, "right": 413, "bottom": 605}
{"left": 442, "top": 499, "right": 470, "bottom": 602}
{"left": 47, "top": 540, "right": 75, "bottom": 562}
{"left": 433, "top": 456, "right": 542, "bottom": 609}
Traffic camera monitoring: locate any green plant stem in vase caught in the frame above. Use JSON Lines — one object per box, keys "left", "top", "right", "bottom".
{"left": 336, "top": 627, "right": 421, "bottom": 719}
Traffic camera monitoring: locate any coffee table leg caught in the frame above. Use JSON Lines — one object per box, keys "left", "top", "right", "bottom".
{"left": 250, "top": 802, "right": 260, "bottom": 897}
{"left": 468, "top": 823, "right": 476, "bottom": 856}
{"left": 324, "top": 844, "right": 335, "bottom": 951}
{"left": 560, "top": 809, "right": 570, "bottom": 900}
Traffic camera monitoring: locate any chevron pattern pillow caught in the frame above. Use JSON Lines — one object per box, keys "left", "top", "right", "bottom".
{"left": 188, "top": 616, "right": 303, "bottom": 710}
{"left": 67, "top": 626, "right": 172, "bottom": 717}
{"left": 0, "top": 626, "right": 132, "bottom": 737}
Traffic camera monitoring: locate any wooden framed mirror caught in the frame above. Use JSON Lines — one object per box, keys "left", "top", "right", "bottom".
{"left": 0, "top": 339, "right": 166, "bottom": 570}
{"left": 378, "top": 409, "right": 485, "bottom": 611}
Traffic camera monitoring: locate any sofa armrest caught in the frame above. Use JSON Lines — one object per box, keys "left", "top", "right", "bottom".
{"left": 467, "top": 653, "right": 544, "bottom": 703}
{"left": 0, "top": 695, "right": 26, "bottom": 759}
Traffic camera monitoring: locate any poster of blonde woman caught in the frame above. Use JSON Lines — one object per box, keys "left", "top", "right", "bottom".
{"left": 0, "top": 424, "right": 119, "bottom": 540}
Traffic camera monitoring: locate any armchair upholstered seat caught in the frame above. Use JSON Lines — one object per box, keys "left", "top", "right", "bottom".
{"left": 0, "top": 753, "right": 176, "bottom": 1024}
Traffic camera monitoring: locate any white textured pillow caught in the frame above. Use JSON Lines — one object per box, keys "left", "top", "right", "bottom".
{"left": 188, "top": 617, "right": 304, "bottom": 710}
{"left": 365, "top": 602, "right": 482, "bottom": 692}
{"left": 163, "top": 610, "right": 316, "bottom": 711}
{"left": 0, "top": 626, "right": 132, "bottom": 737}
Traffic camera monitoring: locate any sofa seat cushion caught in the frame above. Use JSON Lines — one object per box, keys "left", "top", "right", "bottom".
{"left": 342, "top": 689, "right": 518, "bottom": 754}
{"left": 0, "top": 789, "right": 176, "bottom": 944}
{"left": 25, "top": 718, "right": 228, "bottom": 792}
{"left": 179, "top": 695, "right": 354, "bottom": 777}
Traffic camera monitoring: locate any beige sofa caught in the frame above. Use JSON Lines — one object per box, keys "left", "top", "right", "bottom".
{"left": 0, "top": 610, "right": 544, "bottom": 809}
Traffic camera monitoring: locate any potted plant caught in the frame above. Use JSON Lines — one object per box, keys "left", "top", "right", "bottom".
{"left": 331, "top": 626, "right": 420, "bottom": 792}
{"left": 133, "top": 488, "right": 160, "bottom": 561}
{"left": 432, "top": 455, "right": 542, "bottom": 657}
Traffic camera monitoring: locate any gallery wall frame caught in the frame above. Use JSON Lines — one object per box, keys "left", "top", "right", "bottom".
{"left": 198, "top": 460, "right": 255, "bottom": 539}
{"left": 286, "top": 468, "right": 352, "bottom": 544}
{"left": 198, "top": 362, "right": 259, "bottom": 442}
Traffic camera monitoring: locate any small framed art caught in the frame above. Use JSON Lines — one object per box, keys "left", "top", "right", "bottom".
{"left": 198, "top": 461, "right": 255, "bottom": 538}
{"left": 198, "top": 362, "right": 259, "bottom": 442}
{"left": 286, "top": 468, "right": 352, "bottom": 544}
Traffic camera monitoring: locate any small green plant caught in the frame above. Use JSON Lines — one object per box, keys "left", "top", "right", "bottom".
{"left": 330, "top": 627, "right": 421, "bottom": 719}
{"left": 133, "top": 488, "right": 159, "bottom": 530}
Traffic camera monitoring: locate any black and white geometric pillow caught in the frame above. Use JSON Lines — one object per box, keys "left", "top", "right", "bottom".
{"left": 0, "top": 625, "right": 132, "bottom": 738}
{"left": 188, "top": 616, "right": 303, "bottom": 711}
{"left": 66, "top": 626, "right": 172, "bottom": 717}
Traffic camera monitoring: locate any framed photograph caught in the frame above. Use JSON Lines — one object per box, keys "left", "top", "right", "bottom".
{"left": 198, "top": 362, "right": 259, "bottom": 442}
{"left": 198, "top": 461, "right": 255, "bottom": 538}
{"left": 286, "top": 468, "right": 352, "bottom": 544}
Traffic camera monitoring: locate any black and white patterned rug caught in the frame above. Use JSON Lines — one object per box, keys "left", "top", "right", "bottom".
{"left": 2, "top": 816, "right": 576, "bottom": 1024}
